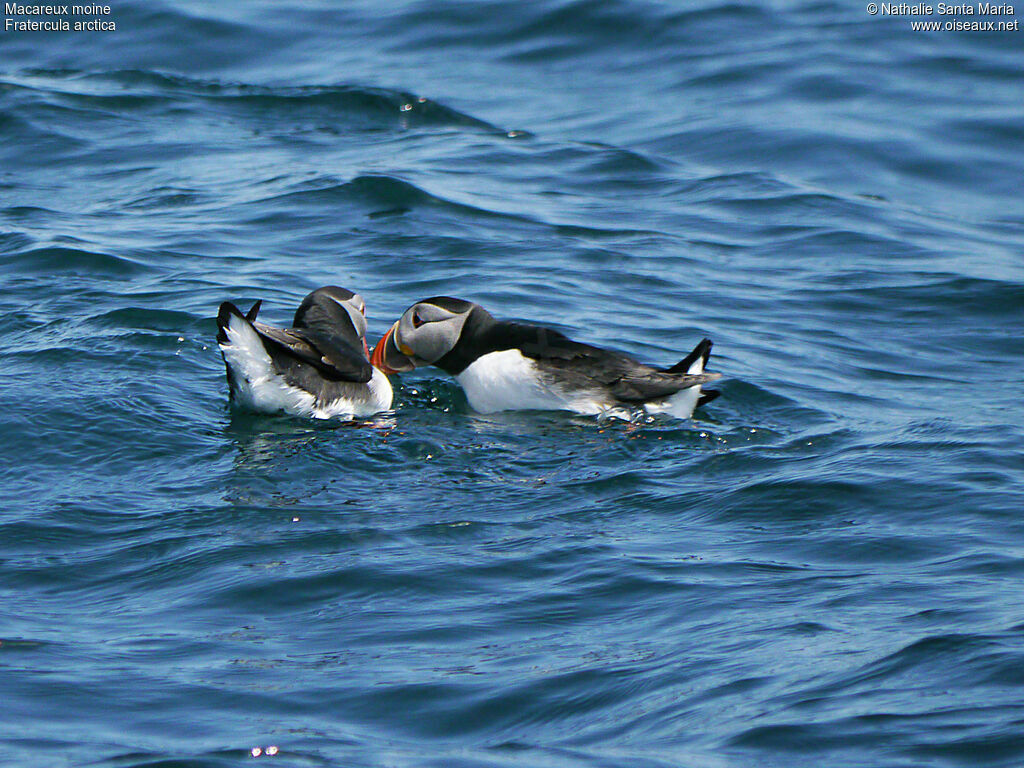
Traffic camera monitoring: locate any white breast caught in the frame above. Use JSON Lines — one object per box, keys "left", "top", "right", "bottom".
{"left": 456, "top": 349, "right": 610, "bottom": 415}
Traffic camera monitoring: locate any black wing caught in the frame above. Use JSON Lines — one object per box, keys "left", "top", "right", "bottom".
{"left": 506, "top": 323, "right": 720, "bottom": 403}
{"left": 607, "top": 368, "right": 721, "bottom": 402}
{"left": 253, "top": 323, "right": 373, "bottom": 384}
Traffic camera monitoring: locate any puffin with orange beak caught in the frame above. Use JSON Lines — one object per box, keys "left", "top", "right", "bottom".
{"left": 371, "top": 297, "right": 722, "bottom": 418}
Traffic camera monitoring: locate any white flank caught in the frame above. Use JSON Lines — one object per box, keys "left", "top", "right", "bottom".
{"left": 456, "top": 347, "right": 710, "bottom": 420}
{"left": 219, "top": 313, "right": 392, "bottom": 419}
{"left": 456, "top": 349, "right": 610, "bottom": 415}
{"left": 313, "top": 367, "right": 394, "bottom": 420}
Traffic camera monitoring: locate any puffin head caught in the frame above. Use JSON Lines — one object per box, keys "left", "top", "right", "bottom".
{"left": 294, "top": 286, "right": 369, "bottom": 357}
{"left": 371, "top": 297, "right": 478, "bottom": 374}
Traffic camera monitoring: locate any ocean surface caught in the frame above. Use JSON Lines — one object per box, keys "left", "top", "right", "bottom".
{"left": 2, "top": 2, "right": 1024, "bottom": 766}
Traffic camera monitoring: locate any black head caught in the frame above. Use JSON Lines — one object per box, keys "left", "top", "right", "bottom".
{"left": 293, "top": 286, "right": 368, "bottom": 344}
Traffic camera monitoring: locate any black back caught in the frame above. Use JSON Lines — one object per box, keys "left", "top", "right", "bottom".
{"left": 435, "top": 307, "right": 717, "bottom": 403}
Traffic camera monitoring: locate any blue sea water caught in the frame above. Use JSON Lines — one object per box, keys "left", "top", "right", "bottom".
{"left": 2, "top": 1, "right": 1024, "bottom": 766}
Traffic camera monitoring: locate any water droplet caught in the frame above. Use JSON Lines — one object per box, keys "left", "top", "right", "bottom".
{"left": 400, "top": 103, "right": 412, "bottom": 112}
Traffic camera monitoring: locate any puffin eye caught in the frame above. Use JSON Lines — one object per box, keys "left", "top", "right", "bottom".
{"left": 412, "top": 311, "right": 424, "bottom": 329}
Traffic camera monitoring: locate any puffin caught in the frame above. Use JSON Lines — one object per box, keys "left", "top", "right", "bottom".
{"left": 216, "top": 286, "right": 392, "bottom": 419}
{"left": 370, "top": 297, "right": 722, "bottom": 418}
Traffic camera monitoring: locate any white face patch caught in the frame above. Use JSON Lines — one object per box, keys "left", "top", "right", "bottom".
{"left": 395, "top": 303, "right": 470, "bottom": 364}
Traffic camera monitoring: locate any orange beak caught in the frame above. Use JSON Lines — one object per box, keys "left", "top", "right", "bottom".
{"left": 371, "top": 321, "right": 418, "bottom": 374}
{"left": 370, "top": 326, "right": 391, "bottom": 372}
{"left": 371, "top": 323, "right": 400, "bottom": 374}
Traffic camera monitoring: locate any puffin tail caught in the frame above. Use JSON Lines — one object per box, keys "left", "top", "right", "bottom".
{"left": 216, "top": 301, "right": 244, "bottom": 344}
{"left": 667, "top": 338, "right": 720, "bottom": 410}
{"left": 665, "top": 338, "right": 713, "bottom": 375}
{"left": 216, "top": 300, "right": 276, "bottom": 406}
{"left": 245, "top": 300, "right": 262, "bottom": 323}
{"left": 216, "top": 300, "right": 262, "bottom": 344}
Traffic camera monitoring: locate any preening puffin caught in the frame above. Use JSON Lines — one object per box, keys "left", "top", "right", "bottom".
{"left": 217, "top": 286, "right": 392, "bottom": 419}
